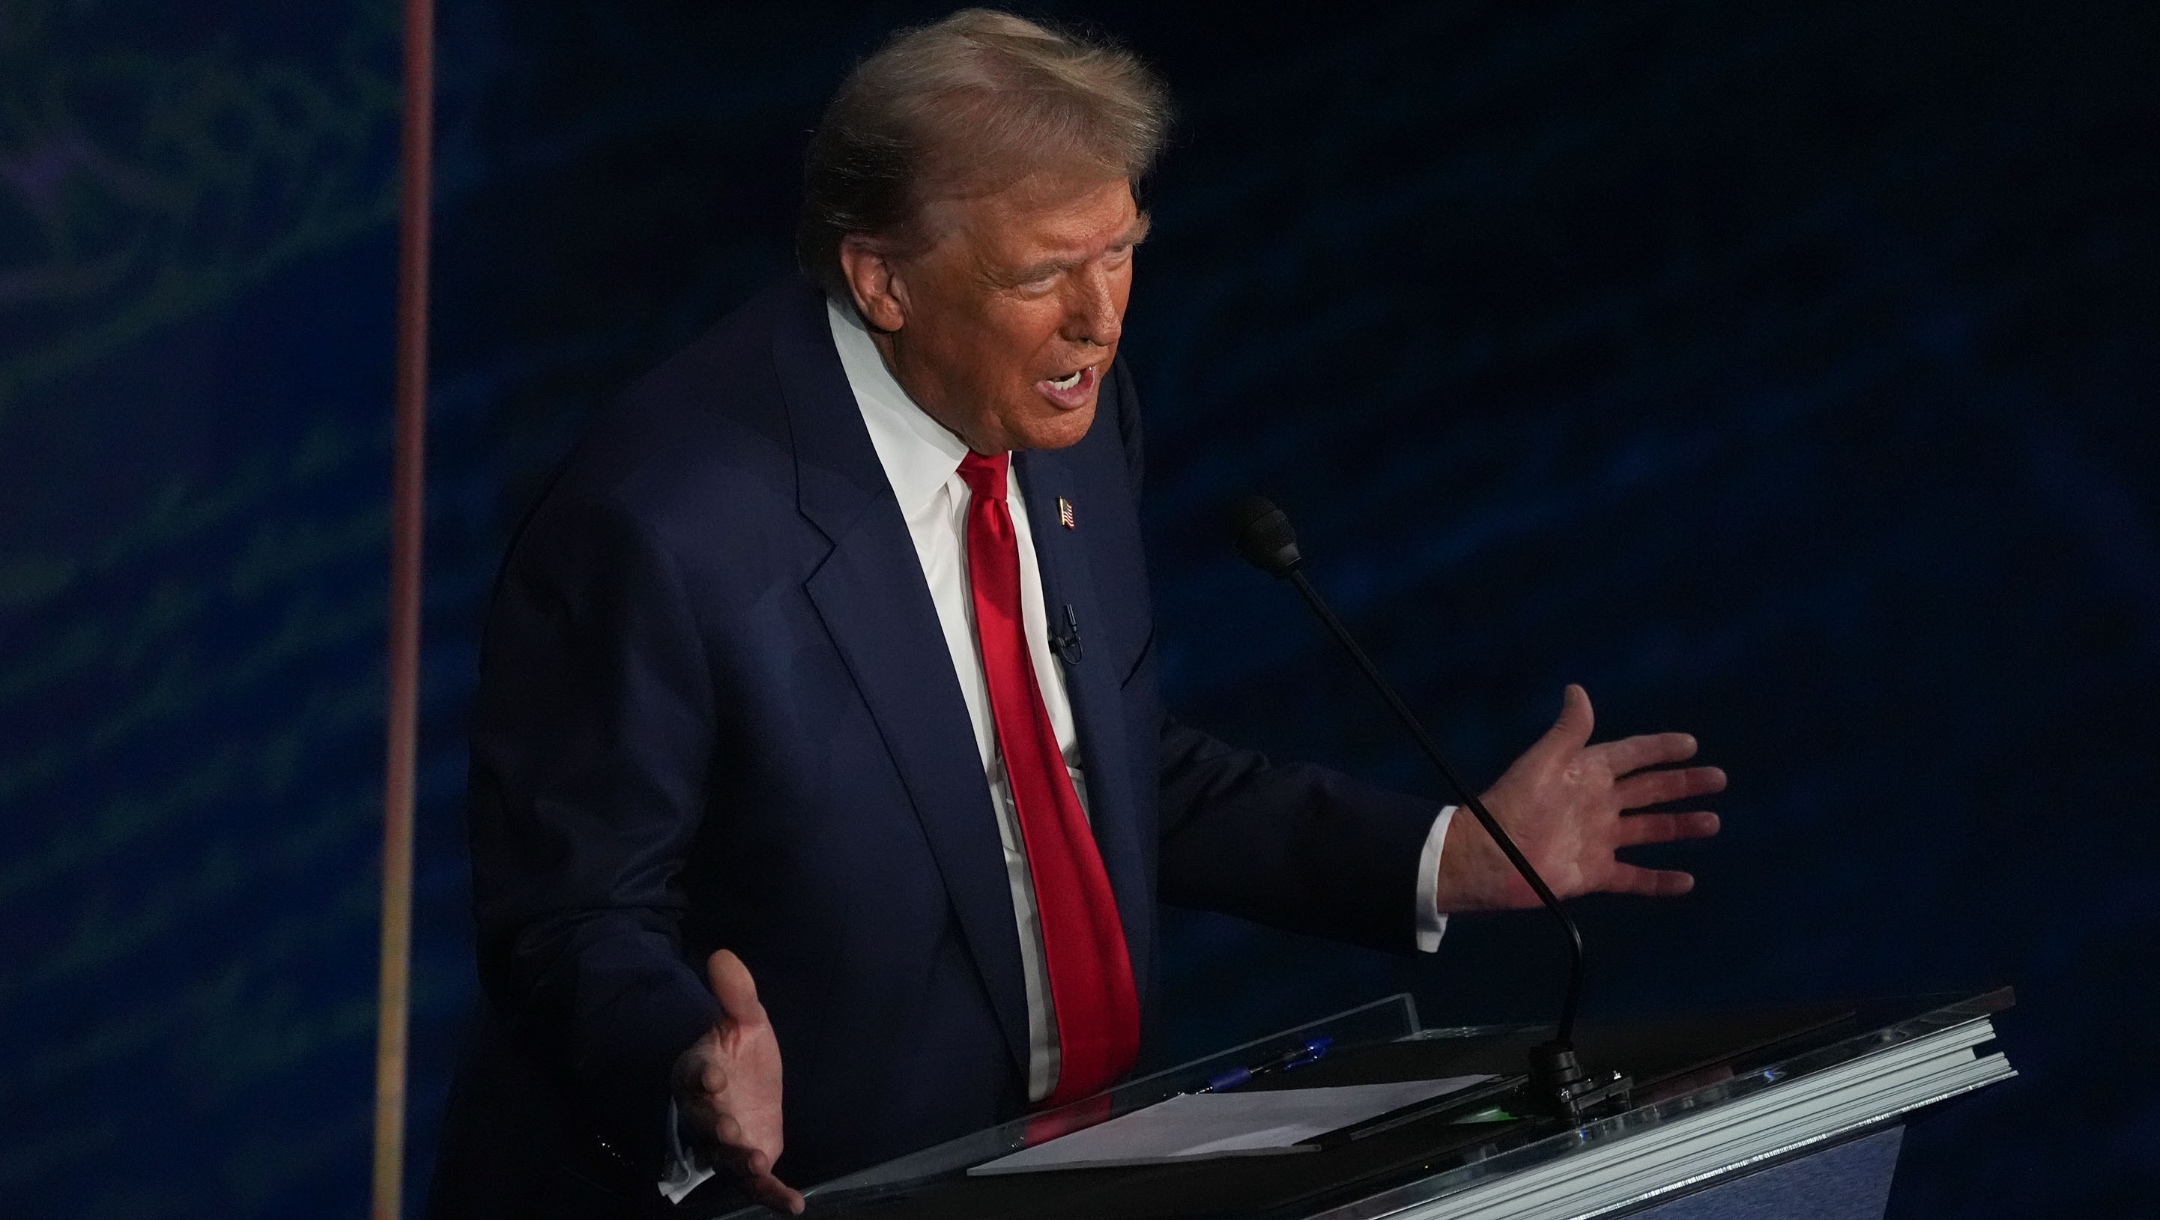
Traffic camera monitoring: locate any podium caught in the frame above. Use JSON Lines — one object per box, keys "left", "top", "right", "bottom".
{"left": 706, "top": 988, "right": 2014, "bottom": 1219}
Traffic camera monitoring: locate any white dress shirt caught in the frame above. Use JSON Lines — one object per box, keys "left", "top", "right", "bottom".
{"left": 826, "top": 299, "right": 1455, "bottom": 1100}
{"left": 659, "top": 301, "right": 1454, "bottom": 1201}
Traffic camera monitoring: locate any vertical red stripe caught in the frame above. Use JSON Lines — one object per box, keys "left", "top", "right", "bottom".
{"left": 373, "top": 0, "right": 433, "bottom": 1215}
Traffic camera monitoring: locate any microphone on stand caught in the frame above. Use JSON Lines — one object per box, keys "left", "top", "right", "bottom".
{"left": 1227, "top": 494, "right": 1628, "bottom": 1124}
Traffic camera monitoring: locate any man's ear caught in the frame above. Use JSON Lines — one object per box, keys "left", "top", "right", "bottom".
{"left": 838, "top": 236, "right": 908, "bottom": 333}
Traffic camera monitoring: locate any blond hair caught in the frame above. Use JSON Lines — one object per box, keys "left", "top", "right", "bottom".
{"left": 797, "top": 9, "right": 1171, "bottom": 298}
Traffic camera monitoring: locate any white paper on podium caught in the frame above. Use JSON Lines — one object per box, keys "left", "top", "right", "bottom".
{"left": 968, "top": 1075, "right": 1494, "bottom": 1175}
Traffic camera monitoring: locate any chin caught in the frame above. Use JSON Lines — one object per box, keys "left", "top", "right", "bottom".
{"left": 1012, "top": 401, "right": 1098, "bottom": 451}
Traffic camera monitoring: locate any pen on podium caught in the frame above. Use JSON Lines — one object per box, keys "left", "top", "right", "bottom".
{"left": 1197, "top": 1037, "right": 1335, "bottom": 1094}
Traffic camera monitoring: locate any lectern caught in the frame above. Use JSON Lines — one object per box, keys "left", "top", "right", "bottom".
{"left": 702, "top": 988, "right": 2014, "bottom": 1219}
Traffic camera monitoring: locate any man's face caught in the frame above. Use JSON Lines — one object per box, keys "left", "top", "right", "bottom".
{"left": 853, "top": 175, "right": 1148, "bottom": 454}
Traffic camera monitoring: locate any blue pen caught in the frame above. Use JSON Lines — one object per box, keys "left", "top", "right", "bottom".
{"left": 1198, "top": 1037, "right": 1334, "bottom": 1093}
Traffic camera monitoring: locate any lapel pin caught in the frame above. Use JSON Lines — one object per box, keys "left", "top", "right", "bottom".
{"left": 1057, "top": 497, "right": 1076, "bottom": 529}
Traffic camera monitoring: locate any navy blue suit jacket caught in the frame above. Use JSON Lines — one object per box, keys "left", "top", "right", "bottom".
{"left": 430, "top": 279, "right": 1436, "bottom": 1216}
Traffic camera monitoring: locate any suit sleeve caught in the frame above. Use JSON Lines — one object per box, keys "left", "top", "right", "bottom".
{"left": 1105, "top": 359, "right": 1438, "bottom": 953}
{"left": 465, "top": 489, "right": 720, "bottom": 1177}
{"left": 1155, "top": 718, "right": 1438, "bottom": 953}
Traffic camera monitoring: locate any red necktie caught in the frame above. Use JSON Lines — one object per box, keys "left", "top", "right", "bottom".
{"left": 956, "top": 451, "right": 1140, "bottom": 1105}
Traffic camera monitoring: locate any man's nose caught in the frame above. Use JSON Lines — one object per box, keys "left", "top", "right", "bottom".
{"left": 1064, "top": 270, "right": 1123, "bottom": 348}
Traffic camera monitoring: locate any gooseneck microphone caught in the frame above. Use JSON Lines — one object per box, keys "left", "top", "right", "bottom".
{"left": 1229, "top": 495, "right": 1625, "bottom": 1123}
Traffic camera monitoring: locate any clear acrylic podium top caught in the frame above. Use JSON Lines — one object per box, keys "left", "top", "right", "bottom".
{"left": 707, "top": 988, "right": 2012, "bottom": 1220}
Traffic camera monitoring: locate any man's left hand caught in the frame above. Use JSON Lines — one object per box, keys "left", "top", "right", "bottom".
{"left": 1436, "top": 684, "right": 1725, "bottom": 910}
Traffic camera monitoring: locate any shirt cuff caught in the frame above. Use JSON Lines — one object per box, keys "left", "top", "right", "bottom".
{"left": 659, "top": 1097, "right": 716, "bottom": 1203}
{"left": 1414, "top": 805, "right": 1455, "bottom": 953}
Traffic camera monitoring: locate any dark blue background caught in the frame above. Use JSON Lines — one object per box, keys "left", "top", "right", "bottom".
{"left": 3, "top": 1, "right": 2153, "bottom": 1216}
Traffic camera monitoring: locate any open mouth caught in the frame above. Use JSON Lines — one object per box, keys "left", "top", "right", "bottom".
{"left": 1035, "top": 365, "right": 1098, "bottom": 409}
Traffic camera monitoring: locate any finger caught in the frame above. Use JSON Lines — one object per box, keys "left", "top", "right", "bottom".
{"left": 678, "top": 1085, "right": 719, "bottom": 1124}
{"left": 1614, "top": 811, "right": 1721, "bottom": 847}
{"left": 708, "top": 948, "right": 769, "bottom": 1028}
{"left": 1612, "top": 766, "right": 1726, "bottom": 809}
{"left": 709, "top": 1140, "right": 756, "bottom": 1178}
{"left": 1607, "top": 864, "right": 1696, "bottom": 897}
{"left": 1537, "top": 684, "right": 1595, "bottom": 754}
{"left": 744, "top": 1170, "right": 806, "bottom": 1216}
{"left": 710, "top": 1145, "right": 779, "bottom": 1200}
{"left": 1590, "top": 732, "right": 1700, "bottom": 777}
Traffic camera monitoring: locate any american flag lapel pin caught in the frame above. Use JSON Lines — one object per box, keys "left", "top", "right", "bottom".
{"left": 1057, "top": 497, "right": 1076, "bottom": 529}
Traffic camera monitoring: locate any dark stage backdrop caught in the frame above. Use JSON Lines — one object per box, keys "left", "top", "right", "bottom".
{"left": 3, "top": 1, "right": 2153, "bottom": 1216}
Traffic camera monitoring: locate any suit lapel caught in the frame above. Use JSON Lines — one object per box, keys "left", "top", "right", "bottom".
{"left": 772, "top": 287, "right": 1032, "bottom": 1078}
{"left": 1013, "top": 447, "right": 1153, "bottom": 995}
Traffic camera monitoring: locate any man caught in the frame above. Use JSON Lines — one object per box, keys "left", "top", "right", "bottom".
{"left": 430, "top": 11, "right": 1724, "bottom": 1218}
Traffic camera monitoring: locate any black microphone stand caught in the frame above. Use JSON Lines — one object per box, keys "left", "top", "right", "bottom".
{"left": 1230, "top": 496, "right": 1631, "bottom": 1124}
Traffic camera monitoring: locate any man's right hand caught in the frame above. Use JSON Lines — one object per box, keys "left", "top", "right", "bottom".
{"left": 673, "top": 950, "right": 804, "bottom": 1215}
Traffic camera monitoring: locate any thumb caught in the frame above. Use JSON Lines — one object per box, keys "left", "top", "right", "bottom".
{"left": 1540, "top": 683, "right": 1594, "bottom": 752}
{"left": 706, "top": 949, "right": 768, "bottom": 1028}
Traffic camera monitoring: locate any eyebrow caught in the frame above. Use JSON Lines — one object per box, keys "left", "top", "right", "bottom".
{"left": 1006, "top": 212, "right": 1153, "bottom": 284}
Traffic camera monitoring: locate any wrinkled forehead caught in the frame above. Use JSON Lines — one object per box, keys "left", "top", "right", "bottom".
{"left": 920, "top": 174, "right": 1147, "bottom": 268}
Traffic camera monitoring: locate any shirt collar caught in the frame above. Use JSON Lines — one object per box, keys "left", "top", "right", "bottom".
{"left": 825, "top": 296, "right": 978, "bottom": 516}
